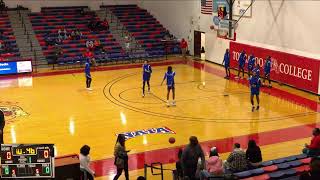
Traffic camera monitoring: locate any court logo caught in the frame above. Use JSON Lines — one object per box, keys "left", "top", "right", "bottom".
{"left": 0, "top": 101, "right": 28, "bottom": 123}
{"left": 116, "top": 127, "right": 176, "bottom": 140}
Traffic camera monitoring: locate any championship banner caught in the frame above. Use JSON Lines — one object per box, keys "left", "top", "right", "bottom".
{"left": 229, "top": 41, "right": 320, "bottom": 94}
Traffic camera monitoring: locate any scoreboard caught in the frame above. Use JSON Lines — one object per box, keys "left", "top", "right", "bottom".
{"left": 0, "top": 144, "right": 55, "bottom": 178}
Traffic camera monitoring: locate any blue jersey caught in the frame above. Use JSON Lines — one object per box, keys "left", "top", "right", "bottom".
{"left": 248, "top": 55, "right": 255, "bottom": 70}
{"left": 253, "top": 67, "right": 260, "bottom": 77}
{"left": 239, "top": 52, "right": 246, "bottom": 67}
{"left": 143, "top": 64, "right": 152, "bottom": 81}
{"left": 85, "top": 62, "right": 91, "bottom": 78}
{"left": 264, "top": 60, "right": 272, "bottom": 74}
{"left": 164, "top": 71, "right": 175, "bottom": 87}
{"left": 249, "top": 76, "right": 261, "bottom": 94}
{"left": 223, "top": 52, "right": 230, "bottom": 67}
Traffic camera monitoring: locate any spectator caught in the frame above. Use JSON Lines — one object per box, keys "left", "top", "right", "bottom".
{"left": 181, "top": 136, "right": 205, "bottom": 179}
{"left": 52, "top": 44, "right": 63, "bottom": 66}
{"left": 58, "top": 28, "right": 67, "bottom": 40}
{"left": 79, "top": 145, "right": 95, "bottom": 180}
{"left": 113, "top": 134, "right": 130, "bottom": 180}
{"left": 0, "top": 0, "right": 5, "bottom": 14}
{"left": 94, "top": 39, "right": 103, "bottom": 53}
{"left": 246, "top": 140, "right": 262, "bottom": 168}
{"left": 136, "top": 176, "right": 146, "bottom": 180}
{"left": 224, "top": 143, "right": 247, "bottom": 173}
{"left": 86, "top": 40, "right": 94, "bottom": 51}
{"left": 70, "top": 30, "right": 76, "bottom": 40}
{"left": 303, "top": 128, "right": 320, "bottom": 156}
{"left": 300, "top": 157, "right": 320, "bottom": 180}
{"left": 180, "top": 38, "right": 188, "bottom": 59}
{"left": 200, "top": 147, "right": 223, "bottom": 180}
{"left": 0, "top": 39, "right": 4, "bottom": 50}
{"left": 75, "top": 29, "right": 83, "bottom": 40}
{"left": 176, "top": 149, "right": 183, "bottom": 179}
{"left": 0, "top": 109, "right": 5, "bottom": 144}
{"left": 101, "top": 18, "right": 109, "bottom": 30}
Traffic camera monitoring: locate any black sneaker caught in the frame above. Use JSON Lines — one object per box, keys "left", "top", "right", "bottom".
{"left": 256, "top": 106, "right": 260, "bottom": 110}
{"left": 252, "top": 106, "right": 255, "bottom": 112}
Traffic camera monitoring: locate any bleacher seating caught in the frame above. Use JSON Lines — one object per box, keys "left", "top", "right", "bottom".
{"left": 29, "top": 6, "right": 126, "bottom": 65}
{"left": 102, "top": 5, "right": 181, "bottom": 58}
{"left": 0, "top": 13, "right": 21, "bottom": 60}
{"left": 233, "top": 154, "right": 310, "bottom": 180}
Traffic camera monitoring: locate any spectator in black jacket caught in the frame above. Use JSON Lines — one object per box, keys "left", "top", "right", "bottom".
{"left": 246, "top": 140, "right": 262, "bottom": 168}
{"left": 0, "top": 110, "right": 5, "bottom": 144}
{"left": 181, "top": 136, "right": 205, "bottom": 180}
{"left": 300, "top": 157, "right": 320, "bottom": 180}
{"left": 176, "top": 149, "right": 183, "bottom": 179}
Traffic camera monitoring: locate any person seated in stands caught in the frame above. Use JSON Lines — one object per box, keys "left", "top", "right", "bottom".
{"left": 58, "top": 28, "right": 68, "bottom": 40}
{"left": 101, "top": 18, "right": 109, "bottom": 30}
{"left": 84, "top": 48, "right": 94, "bottom": 61}
{"left": 224, "top": 143, "right": 247, "bottom": 173}
{"left": 86, "top": 40, "right": 94, "bottom": 51}
{"left": 246, "top": 140, "right": 262, "bottom": 168}
{"left": 44, "top": 33, "right": 54, "bottom": 46}
{"left": 300, "top": 157, "right": 320, "bottom": 180}
{"left": 0, "top": 0, "right": 5, "bottom": 14}
{"left": 94, "top": 39, "right": 104, "bottom": 53}
{"left": 75, "top": 30, "right": 83, "bottom": 40}
{"left": 54, "top": 44, "right": 63, "bottom": 62}
{"left": 200, "top": 147, "right": 223, "bottom": 180}
{"left": 303, "top": 128, "right": 320, "bottom": 157}
{"left": 0, "top": 30, "right": 4, "bottom": 40}
{"left": 70, "top": 30, "right": 76, "bottom": 40}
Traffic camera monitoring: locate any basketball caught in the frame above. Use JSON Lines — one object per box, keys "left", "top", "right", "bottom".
{"left": 169, "top": 137, "right": 175, "bottom": 144}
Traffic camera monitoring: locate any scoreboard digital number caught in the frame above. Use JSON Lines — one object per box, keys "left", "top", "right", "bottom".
{"left": 0, "top": 144, "right": 55, "bottom": 178}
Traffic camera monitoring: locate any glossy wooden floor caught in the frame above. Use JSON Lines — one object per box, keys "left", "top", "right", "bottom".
{"left": 0, "top": 59, "right": 319, "bottom": 179}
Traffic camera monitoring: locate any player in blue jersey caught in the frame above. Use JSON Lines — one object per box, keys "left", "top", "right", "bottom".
{"left": 85, "top": 58, "right": 92, "bottom": 90}
{"left": 247, "top": 54, "right": 255, "bottom": 78}
{"left": 263, "top": 56, "right": 272, "bottom": 88}
{"left": 142, "top": 60, "right": 152, "bottom": 97}
{"left": 249, "top": 71, "right": 261, "bottom": 112}
{"left": 237, "top": 50, "right": 246, "bottom": 79}
{"left": 161, "top": 66, "right": 176, "bottom": 106}
{"left": 253, "top": 64, "right": 260, "bottom": 77}
{"left": 222, "top": 49, "right": 230, "bottom": 79}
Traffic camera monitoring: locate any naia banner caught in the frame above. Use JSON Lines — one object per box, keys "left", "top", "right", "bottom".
{"left": 229, "top": 41, "right": 320, "bottom": 94}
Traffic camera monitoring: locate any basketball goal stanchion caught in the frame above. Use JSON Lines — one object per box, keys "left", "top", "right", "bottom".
{"left": 144, "top": 162, "right": 175, "bottom": 180}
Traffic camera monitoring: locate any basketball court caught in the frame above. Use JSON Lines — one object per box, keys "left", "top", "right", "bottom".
{"left": 0, "top": 58, "right": 319, "bottom": 179}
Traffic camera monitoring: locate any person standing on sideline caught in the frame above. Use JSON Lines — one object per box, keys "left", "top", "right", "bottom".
{"left": 249, "top": 71, "right": 261, "bottom": 112}
{"left": 247, "top": 54, "right": 255, "bottom": 78}
{"left": 181, "top": 136, "right": 205, "bottom": 179}
{"left": 85, "top": 59, "right": 92, "bottom": 91}
{"left": 142, "top": 60, "right": 152, "bottom": 97}
{"left": 80, "top": 145, "right": 95, "bottom": 180}
{"left": 237, "top": 50, "right": 246, "bottom": 79}
{"left": 222, "top": 49, "right": 230, "bottom": 79}
{"left": 0, "top": 110, "right": 5, "bottom": 144}
{"left": 263, "top": 56, "right": 272, "bottom": 87}
{"left": 113, "top": 134, "right": 130, "bottom": 180}
{"left": 161, "top": 66, "right": 176, "bottom": 107}
{"left": 253, "top": 64, "right": 260, "bottom": 78}
{"left": 180, "top": 38, "right": 188, "bottom": 59}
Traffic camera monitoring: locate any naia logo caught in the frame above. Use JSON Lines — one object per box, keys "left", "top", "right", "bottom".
{"left": 116, "top": 127, "right": 176, "bottom": 140}
{"left": 0, "top": 101, "right": 28, "bottom": 124}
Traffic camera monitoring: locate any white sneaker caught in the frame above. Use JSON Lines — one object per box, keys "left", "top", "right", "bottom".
{"left": 86, "top": 88, "right": 92, "bottom": 91}
{"left": 166, "top": 100, "right": 170, "bottom": 107}
{"left": 142, "top": 93, "right": 145, "bottom": 97}
{"left": 147, "top": 90, "right": 151, "bottom": 94}
{"left": 171, "top": 101, "right": 176, "bottom": 106}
